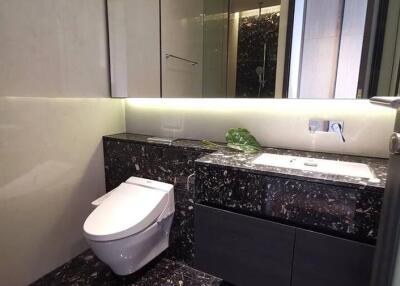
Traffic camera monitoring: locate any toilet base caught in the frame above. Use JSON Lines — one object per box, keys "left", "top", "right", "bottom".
{"left": 86, "top": 215, "right": 173, "bottom": 275}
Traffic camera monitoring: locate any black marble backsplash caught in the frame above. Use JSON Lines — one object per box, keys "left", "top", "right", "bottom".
{"left": 103, "top": 134, "right": 216, "bottom": 191}
{"left": 103, "top": 134, "right": 216, "bottom": 264}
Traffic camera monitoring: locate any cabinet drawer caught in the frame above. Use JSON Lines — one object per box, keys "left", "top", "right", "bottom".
{"left": 194, "top": 204, "right": 295, "bottom": 286}
{"left": 292, "top": 229, "right": 375, "bottom": 286}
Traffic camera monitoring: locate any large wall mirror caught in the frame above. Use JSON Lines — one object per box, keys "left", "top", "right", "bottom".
{"left": 107, "top": 0, "right": 400, "bottom": 99}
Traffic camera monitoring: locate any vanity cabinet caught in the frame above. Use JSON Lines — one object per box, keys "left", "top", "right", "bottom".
{"left": 291, "top": 229, "right": 375, "bottom": 286}
{"left": 194, "top": 204, "right": 375, "bottom": 286}
{"left": 194, "top": 204, "right": 296, "bottom": 286}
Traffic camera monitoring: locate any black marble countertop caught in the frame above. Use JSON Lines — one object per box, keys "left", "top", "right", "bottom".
{"left": 196, "top": 149, "right": 388, "bottom": 191}
{"left": 104, "top": 133, "right": 218, "bottom": 152}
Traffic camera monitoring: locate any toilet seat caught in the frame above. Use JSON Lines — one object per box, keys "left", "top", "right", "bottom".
{"left": 83, "top": 182, "right": 169, "bottom": 242}
{"left": 83, "top": 176, "right": 174, "bottom": 275}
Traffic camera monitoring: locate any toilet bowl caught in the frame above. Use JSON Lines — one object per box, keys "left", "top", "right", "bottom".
{"left": 83, "top": 177, "right": 174, "bottom": 275}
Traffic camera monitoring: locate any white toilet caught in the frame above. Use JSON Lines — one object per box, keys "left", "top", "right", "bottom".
{"left": 83, "top": 176, "right": 174, "bottom": 275}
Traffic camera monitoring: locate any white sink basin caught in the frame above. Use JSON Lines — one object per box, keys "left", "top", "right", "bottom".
{"left": 252, "top": 153, "right": 376, "bottom": 180}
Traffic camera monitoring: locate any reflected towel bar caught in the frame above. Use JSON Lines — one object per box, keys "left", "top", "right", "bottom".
{"left": 165, "top": 53, "right": 198, "bottom": 65}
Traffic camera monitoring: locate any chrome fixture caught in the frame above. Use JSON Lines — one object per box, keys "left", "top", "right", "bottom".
{"left": 256, "top": 43, "right": 267, "bottom": 97}
{"left": 369, "top": 96, "right": 400, "bottom": 286}
{"left": 146, "top": 137, "right": 176, "bottom": 145}
{"left": 370, "top": 96, "right": 400, "bottom": 155}
{"left": 165, "top": 54, "right": 198, "bottom": 66}
{"left": 369, "top": 96, "right": 400, "bottom": 108}
{"left": 309, "top": 119, "right": 346, "bottom": 142}
{"left": 389, "top": 133, "right": 400, "bottom": 155}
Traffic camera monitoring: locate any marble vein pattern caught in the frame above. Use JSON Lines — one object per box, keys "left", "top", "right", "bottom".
{"left": 195, "top": 150, "right": 387, "bottom": 191}
{"left": 103, "top": 133, "right": 387, "bottom": 253}
{"left": 195, "top": 150, "right": 387, "bottom": 242}
{"left": 103, "top": 134, "right": 215, "bottom": 191}
{"left": 103, "top": 134, "right": 214, "bottom": 264}
{"left": 30, "top": 250, "right": 222, "bottom": 286}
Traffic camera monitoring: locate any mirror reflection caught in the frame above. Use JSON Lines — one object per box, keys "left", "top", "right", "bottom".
{"left": 203, "top": 0, "right": 376, "bottom": 99}
{"left": 107, "top": 0, "right": 398, "bottom": 99}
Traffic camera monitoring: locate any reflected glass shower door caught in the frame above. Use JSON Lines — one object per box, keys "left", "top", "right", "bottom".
{"left": 161, "top": 0, "right": 203, "bottom": 98}
{"left": 203, "top": 0, "right": 284, "bottom": 98}
{"left": 203, "top": 0, "right": 229, "bottom": 98}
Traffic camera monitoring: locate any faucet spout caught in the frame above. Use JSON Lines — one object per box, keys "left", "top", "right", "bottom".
{"left": 330, "top": 122, "right": 346, "bottom": 143}
{"left": 309, "top": 119, "right": 346, "bottom": 143}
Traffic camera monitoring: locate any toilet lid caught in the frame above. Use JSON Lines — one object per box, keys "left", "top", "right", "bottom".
{"left": 83, "top": 183, "right": 168, "bottom": 241}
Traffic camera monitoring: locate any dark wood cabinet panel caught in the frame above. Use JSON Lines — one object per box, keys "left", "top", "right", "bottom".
{"left": 194, "top": 204, "right": 296, "bottom": 286}
{"left": 292, "top": 228, "right": 375, "bottom": 286}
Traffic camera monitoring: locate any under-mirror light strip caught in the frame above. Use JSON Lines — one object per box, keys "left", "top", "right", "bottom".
{"left": 125, "top": 98, "right": 386, "bottom": 114}
{"left": 126, "top": 98, "right": 250, "bottom": 111}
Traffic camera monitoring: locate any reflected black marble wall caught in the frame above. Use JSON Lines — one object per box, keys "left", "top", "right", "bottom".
{"left": 236, "top": 12, "right": 280, "bottom": 98}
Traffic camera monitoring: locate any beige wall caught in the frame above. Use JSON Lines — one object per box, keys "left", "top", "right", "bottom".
{"left": 0, "top": 1, "right": 125, "bottom": 286}
{"left": 0, "top": 98, "right": 125, "bottom": 286}
{"left": 0, "top": 0, "right": 109, "bottom": 98}
{"left": 125, "top": 98, "right": 396, "bottom": 158}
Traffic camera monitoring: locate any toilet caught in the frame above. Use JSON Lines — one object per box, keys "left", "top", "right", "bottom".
{"left": 83, "top": 177, "right": 174, "bottom": 275}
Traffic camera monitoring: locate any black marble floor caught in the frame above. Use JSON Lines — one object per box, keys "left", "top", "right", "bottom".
{"left": 30, "top": 250, "right": 223, "bottom": 286}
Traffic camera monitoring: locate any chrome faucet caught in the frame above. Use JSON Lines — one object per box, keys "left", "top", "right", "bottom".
{"left": 309, "top": 120, "right": 346, "bottom": 142}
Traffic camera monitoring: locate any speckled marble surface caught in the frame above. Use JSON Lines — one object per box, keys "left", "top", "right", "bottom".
{"left": 195, "top": 150, "right": 388, "bottom": 242}
{"left": 103, "top": 134, "right": 215, "bottom": 192}
{"left": 104, "top": 133, "right": 218, "bottom": 153}
{"left": 103, "top": 134, "right": 213, "bottom": 264}
{"left": 31, "top": 133, "right": 386, "bottom": 285}
{"left": 196, "top": 149, "right": 387, "bottom": 191}
{"left": 103, "top": 133, "right": 388, "bottom": 246}
{"left": 30, "top": 250, "right": 223, "bottom": 286}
